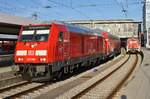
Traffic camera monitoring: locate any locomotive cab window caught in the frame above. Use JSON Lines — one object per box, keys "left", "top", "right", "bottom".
{"left": 20, "top": 26, "right": 50, "bottom": 42}
{"left": 36, "top": 30, "right": 49, "bottom": 41}
{"left": 21, "top": 30, "right": 34, "bottom": 42}
{"left": 59, "top": 32, "right": 63, "bottom": 42}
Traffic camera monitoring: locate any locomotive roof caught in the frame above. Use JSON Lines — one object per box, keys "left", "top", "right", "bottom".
{"left": 38, "top": 21, "right": 120, "bottom": 39}
{"left": 43, "top": 21, "right": 103, "bottom": 36}
{"left": 64, "top": 23, "right": 103, "bottom": 36}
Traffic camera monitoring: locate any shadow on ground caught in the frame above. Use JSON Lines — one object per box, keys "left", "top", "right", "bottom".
{"left": 121, "top": 95, "right": 127, "bottom": 99}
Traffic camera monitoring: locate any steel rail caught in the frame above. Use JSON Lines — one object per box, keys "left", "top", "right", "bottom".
{"left": 70, "top": 54, "right": 141, "bottom": 99}
{"left": 0, "top": 81, "right": 29, "bottom": 93}
{"left": 107, "top": 54, "right": 139, "bottom": 99}
{"left": 71, "top": 55, "right": 131, "bottom": 99}
{"left": 4, "top": 83, "right": 47, "bottom": 99}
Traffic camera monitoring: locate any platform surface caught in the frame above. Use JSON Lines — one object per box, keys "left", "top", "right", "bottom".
{"left": 120, "top": 48, "right": 150, "bottom": 99}
{"left": 0, "top": 66, "right": 12, "bottom": 74}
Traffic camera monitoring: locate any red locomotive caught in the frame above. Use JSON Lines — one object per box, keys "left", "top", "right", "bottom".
{"left": 14, "top": 21, "right": 121, "bottom": 81}
{"left": 126, "top": 37, "right": 141, "bottom": 53}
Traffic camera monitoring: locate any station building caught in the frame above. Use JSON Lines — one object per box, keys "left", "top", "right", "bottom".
{"left": 143, "top": 0, "right": 150, "bottom": 48}
{"left": 67, "top": 19, "right": 141, "bottom": 47}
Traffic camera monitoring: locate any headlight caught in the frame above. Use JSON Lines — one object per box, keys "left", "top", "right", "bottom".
{"left": 40, "top": 58, "right": 46, "bottom": 62}
{"left": 36, "top": 50, "right": 47, "bottom": 56}
{"left": 16, "top": 50, "right": 27, "bottom": 56}
{"left": 18, "top": 57, "right": 24, "bottom": 61}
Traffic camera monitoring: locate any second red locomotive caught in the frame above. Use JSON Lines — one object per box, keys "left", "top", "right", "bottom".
{"left": 14, "top": 21, "right": 121, "bottom": 81}
{"left": 126, "top": 37, "right": 141, "bottom": 53}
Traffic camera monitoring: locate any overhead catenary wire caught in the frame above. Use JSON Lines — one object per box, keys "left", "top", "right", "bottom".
{"left": 113, "top": 0, "right": 127, "bottom": 17}
{"left": 0, "top": 0, "right": 143, "bottom": 21}
{"left": 0, "top": 0, "right": 41, "bottom": 15}
{"left": 0, "top": 0, "right": 64, "bottom": 20}
{"left": 77, "top": 1, "right": 143, "bottom": 8}
{"left": 48, "top": 0, "right": 91, "bottom": 19}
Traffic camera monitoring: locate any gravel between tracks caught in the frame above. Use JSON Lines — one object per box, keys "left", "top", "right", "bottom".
{"left": 21, "top": 54, "right": 125, "bottom": 99}
{"left": 56, "top": 55, "right": 130, "bottom": 99}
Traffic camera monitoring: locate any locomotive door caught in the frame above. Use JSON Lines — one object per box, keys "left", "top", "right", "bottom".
{"left": 62, "top": 32, "right": 70, "bottom": 60}
{"left": 104, "top": 39, "right": 109, "bottom": 55}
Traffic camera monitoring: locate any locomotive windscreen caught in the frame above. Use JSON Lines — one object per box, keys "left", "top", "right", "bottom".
{"left": 20, "top": 26, "right": 50, "bottom": 42}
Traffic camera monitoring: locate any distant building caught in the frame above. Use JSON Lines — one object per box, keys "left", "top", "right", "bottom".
{"left": 143, "top": 0, "right": 150, "bottom": 47}
{"left": 67, "top": 19, "right": 141, "bottom": 48}
{"left": 68, "top": 19, "right": 141, "bottom": 39}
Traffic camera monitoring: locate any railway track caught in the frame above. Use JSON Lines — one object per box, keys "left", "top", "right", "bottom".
{"left": 31, "top": 54, "right": 128, "bottom": 99}
{"left": 0, "top": 54, "right": 141, "bottom": 99}
{"left": 0, "top": 54, "right": 124, "bottom": 99}
{"left": 0, "top": 75, "right": 23, "bottom": 88}
{"left": 56, "top": 54, "right": 141, "bottom": 99}
{"left": 0, "top": 70, "right": 15, "bottom": 79}
{"left": 0, "top": 81, "right": 47, "bottom": 99}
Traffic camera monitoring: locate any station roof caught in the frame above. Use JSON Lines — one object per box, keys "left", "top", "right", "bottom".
{"left": 0, "top": 12, "right": 38, "bottom": 25}
{"left": 0, "top": 34, "right": 17, "bottom": 40}
{"left": 0, "top": 13, "right": 38, "bottom": 35}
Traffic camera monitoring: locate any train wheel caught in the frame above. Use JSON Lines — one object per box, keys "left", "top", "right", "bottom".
{"left": 75, "top": 64, "right": 79, "bottom": 69}
{"left": 69, "top": 66, "right": 74, "bottom": 74}
{"left": 54, "top": 70, "right": 63, "bottom": 80}
{"left": 57, "top": 70, "right": 63, "bottom": 79}
{"left": 64, "top": 66, "right": 69, "bottom": 74}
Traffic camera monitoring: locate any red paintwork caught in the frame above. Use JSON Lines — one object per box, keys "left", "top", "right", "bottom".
{"left": 127, "top": 37, "right": 140, "bottom": 50}
{"left": 101, "top": 31, "right": 120, "bottom": 56}
{"left": 101, "top": 32, "right": 110, "bottom": 55}
{"left": 14, "top": 22, "right": 120, "bottom": 64}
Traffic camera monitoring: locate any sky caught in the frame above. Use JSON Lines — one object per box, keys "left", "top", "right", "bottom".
{"left": 0, "top": 0, "right": 144, "bottom": 21}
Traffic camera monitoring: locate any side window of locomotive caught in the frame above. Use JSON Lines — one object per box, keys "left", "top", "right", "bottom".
{"left": 59, "top": 32, "right": 63, "bottom": 42}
